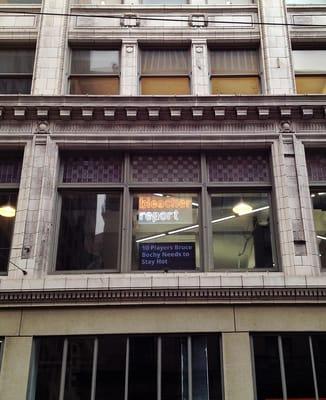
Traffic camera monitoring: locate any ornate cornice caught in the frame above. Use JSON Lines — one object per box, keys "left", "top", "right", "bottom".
{"left": 0, "top": 287, "right": 326, "bottom": 307}
{"left": 0, "top": 95, "right": 325, "bottom": 123}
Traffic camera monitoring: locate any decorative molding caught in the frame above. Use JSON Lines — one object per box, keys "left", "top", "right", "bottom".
{"left": 0, "top": 287, "right": 326, "bottom": 307}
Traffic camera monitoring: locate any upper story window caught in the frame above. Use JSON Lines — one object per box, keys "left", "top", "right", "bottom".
{"left": 29, "top": 334, "right": 222, "bottom": 400}
{"left": 71, "top": 0, "right": 121, "bottom": 4}
{"left": 293, "top": 49, "right": 326, "bottom": 94}
{"left": 207, "top": 0, "right": 255, "bottom": 3}
{"left": 253, "top": 334, "right": 326, "bottom": 400}
{"left": 141, "top": 0, "right": 188, "bottom": 4}
{"left": 0, "top": 0, "right": 41, "bottom": 3}
{"left": 140, "top": 48, "right": 191, "bottom": 95}
{"left": 0, "top": 153, "right": 22, "bottom": 274}
{"left": 69, "top": 49, "right": 120, "bottom": 95}
{"left": 306, "top": 150, "right": 326, "bottom": 269}
{"left": 287, "top": 0, "right": 326, "bottom": 4}
{"left": 54, "top": 151, "right": 277, "bottom": 273}
{"left": 0, "top": 49, "right": 35, "bottom": 94}
{"left": 210, "top": 49, "right": 261, "bottom": 95}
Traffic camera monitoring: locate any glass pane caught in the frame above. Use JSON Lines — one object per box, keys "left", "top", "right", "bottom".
{"left": 312, "top": 335, "right": 326, "bottom": 398}
{"left": 64, "top": 338, "right": 94, "bottom": 400}
{"left": 132, "top": 193, "right": 200, "bottom": 271}
{"left": 142, "top": 50, "right": 189, "bottom": 74}
{"left": 295, "top": 75, "right": 326, "bottom": 94}
{"left": 96, "top": 336, "right": 126, "bottom": 400}
{"left": 211, "top": 76, "right": 260, "bottom": 95}
{"left": 252, "top": 335, "right": 283, "bottom": 400}
{"left": 33, "top": 337, "right": 65, "bottom": 400}
{"left": 207, "top": 0, "right": 255, "bottom": 3}
{"left": 71, "top": 50, "right": 120, "bottom": 74}
{"left": 0, "top": 50, "right": 34, "bottom": 73}
{"left": 287, "top": 0, "right": 326, "bottom": 4}
{"left": 211, "top": 193, "right": 275, "bottom": 270}
{"left": 0, "top": 0, "right": 41, "bottom": 2}
{"left": 141, "top": 0, "right": 187, "bottom": 4}
{"left": 70, "top": 77, "right": 120, "bottom": 95}
{"left": 56, "top": 192, "right": 121, "bottom": 271}
{"left": 128, "top": 337, "right": 157, "bottom": 400}
{"left": 293, "top": 51, "right": 326, "bottom": 73}
{"left": 71, "top": 0, "right": 121, "bottom": 4}
{"left": 0, "top": 78, "right": 32, "bottom": 94}
{"left": 210, "top": 50, "right": 259, "bottom": 75}
{"left": 161, "top": 336, "right": 188, "bottom": 400}
{"left": 192, "top": 336, "right": 209, "bottom": 400}
{"left": 207, "top": 336, "right": 222, "bottom": 400}
{"left": 282, "top": 335, "right": 316, "bottom": 399}
{"left": 0, "top": 192, "right": 18, "bottom": 273}
{"left": 141, "top": 77, "right": 190, "bottom": 95}
{"left": 312, "top": 192, "right": 326, "bottom": 269}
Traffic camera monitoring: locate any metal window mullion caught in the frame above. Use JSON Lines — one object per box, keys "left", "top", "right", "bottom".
{"left": 124, "top": 338, "right": 130, "bottom": 400}
{"left": 250, "top": 336, "right": 258, "bottom": 400}
{"left": 200, "top": 153, "right": 210, "bottom": 272}
{"left": 91, "top": 338, "right": 99, "bottom": 400}
{"left": 188, "top": 336, "right": 193, "bottom": 400}
{"left": 157, "top": 337, "right": 162, "bottom": 400}
{"left": 121, "top": 153, "right": 131, "bottom": 272}
{"left": 59, "top": 338, "right": 69, "bottom": 400}
{"left": 278, "top": 336, "right": 287, "bottom": 400}
{"left": 309, "top": 336, "right": 319, "bottom": 400}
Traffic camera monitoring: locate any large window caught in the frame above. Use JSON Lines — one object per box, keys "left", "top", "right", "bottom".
{"left": 287, "top": 0, "right": 326, "bottom": 4}
{"left": 69, "top": 50, "right": 120, "bottom": 95}
{"left": 306, "top": 150, "right": 326, "bottom": 269}
{"left": 0, "top": 49, "right": 35, "bottom": 94}
{"left": 0, "top": 153, "right": 22, "bottom": 274}
{"left": 252, "top": 334, "right": 326, "bottom": 400}
{"left": 140, "top": 48, "right": 191, "bottom": 95}
{"left": 0, "top": 0, "right": 41, "bottom": 3}
{"left": 55, "top": 151, "right": 277, "bottom": 272}
{"left": 210, "top": 49, "right": 261, "bottom": 95}
{"left": 293, "top": 49, "right": 326, "bottom": 94}
{"left": 29, "top": 334, "right": 222, "bottom": 400}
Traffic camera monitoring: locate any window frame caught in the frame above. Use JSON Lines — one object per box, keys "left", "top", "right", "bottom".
{"left": 208, "top": 47, "right": 262, "bottom": 95}
{"left": 52, "top": 151, "right": 278, "bottom": 273}
{"left": 310, "top": 186, "right": 326, "bottom": 270}
{"left": 139, "top": 46, "right": 192, "bottom": 96}
{"left": 68, "top": 48, "right": 121, "bottom": 95}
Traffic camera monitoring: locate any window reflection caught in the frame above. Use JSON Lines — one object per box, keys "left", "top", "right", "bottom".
{"left": 312, "top": 192, "right": 326, "bottom": 268}
{"left": 56, "top": 192, "right": 121, "bottom": 271}
{"left": 211, "top": 193, "right": 275, "bottom": 270}
{"left": 132, "top": 193, "right": 200, "bottom": 271}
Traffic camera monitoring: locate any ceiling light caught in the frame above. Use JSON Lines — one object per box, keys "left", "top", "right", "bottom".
{"left": 232, "top": 201, "right": 253, "bottom": 216}
{"left": 136, "top": 233, "right": 166, "bottom": 243}
{"left": 0, "top": 204, "right": 16, "bottom": 218}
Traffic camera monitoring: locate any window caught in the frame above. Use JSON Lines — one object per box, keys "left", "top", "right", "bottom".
{"left": 287, "top": 0, "right": 326, "bottom": 4}
{"left": 140, "top": 48, "right": 191, "bottom": 95}
{"left": 0, "top": 338, "right": 3, "bottom": 370}
{"left": 55, "top": 153, "right": 123, "bottom": 271}
{"left": 207, "top": 0, "right": 256, "bottom": 3}
{"left": 293, "top": 49, "right": 326, "bottom": 94}
{"left": 71, "top": 0, "right": 121, "bottom": 4}
{"left": 252, "top": 334, "right": 326, "bottom": 400}
{"left": 0, "top": 153, "right": 22, "bottom": 274}
{"left": 0, "top": 49, "right": 35, "bottom": 94}
{"left": 306, "top": 150, "right": 326, "bottom": 269}
{"left": 208, "top": 151, "right": 276, "bottom": 271}
{"left": 29, "top": 334, "right": 222, "bottom": 400}
{"left": 69, "top": 50, "right": 120, "bottom": 95}
{"left": 141, "top": 0, "right": 187, "bottom": 4}
{"left": 55, "top": 151, "right": 277, "bottom": 272}
{"left": 0, "top": 0, "right": 41, "bottom": 3}
{"left": 210, "top": 49, "right": 261, "bottom": 95}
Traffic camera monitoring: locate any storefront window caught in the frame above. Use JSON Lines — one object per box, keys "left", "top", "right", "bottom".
{"left": 29, "top": 334, "right": 222, "bottom": 400}
{"left": 211, "top": 193, "right": 275, "bottom": 270}
{"left": 132, "top": 193, "right": 200, "bottom": 271}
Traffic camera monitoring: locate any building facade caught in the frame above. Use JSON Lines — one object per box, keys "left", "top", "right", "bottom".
{"left": 0, "top": 0, "right": 326, "bottom": 399}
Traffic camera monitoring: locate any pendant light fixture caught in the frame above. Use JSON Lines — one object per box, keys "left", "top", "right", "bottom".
{"left": 0, "top": 195, "right": 16, "bottom": 218}
{"left": 232, "top": 199, "right": 253, "bottom": 216}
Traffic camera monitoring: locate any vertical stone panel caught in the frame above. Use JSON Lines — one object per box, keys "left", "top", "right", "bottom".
{"left": 192, "top": 39, "right": 210, "bottom": 96}
{"left": 0, "top": 337, "right": 33, "bottom": 400}
{"left": 32, "top": 0, "right": 69, "bottom": 95}
{"left": 258, "top": 0, "right": 295, "bottom": 95}
{"left": 120, "top": 40, "right": 138, "bottom": 96}
{"left": 222, "top": 332, "right": 254, "bottom": 400}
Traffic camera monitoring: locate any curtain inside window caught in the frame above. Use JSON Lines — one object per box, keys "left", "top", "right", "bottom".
{"left": 293, "top": 50, "right": 326, "bottom": 73}
{"left": 210, "top": 50, "right": 259, "bottom": 75}
{"left": 71, "top": 50, "right": 120, "bottom": 74}
{"left": 142, "top": 50, "right": 189, "bottom": 74}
